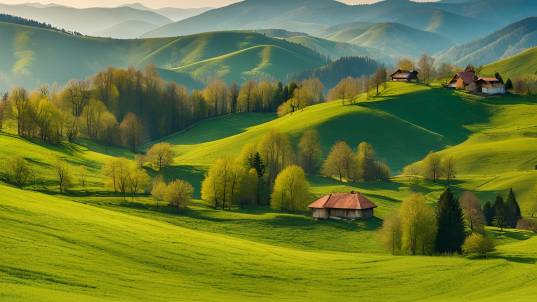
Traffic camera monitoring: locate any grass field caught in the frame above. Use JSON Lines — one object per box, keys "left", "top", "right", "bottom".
{"left": 2, "top": 82, "right": 537, "bottom": 301}
{"left": 481, "top": 47, "right": 537, "bottom": 80}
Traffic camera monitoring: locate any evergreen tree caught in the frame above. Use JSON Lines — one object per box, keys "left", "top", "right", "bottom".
{"left": 483, "top": 201, "right": 495, "bottom": 226}
{"left": 493, "top": 195, "right": 504, "bottom": 219}
{"left": 504, "top": 189, "right": 522, "bottom": 227}
{"left": 435, "top": 188, "right": 466, "bottom": 254}
{"left": 505, "top": 78, "right": 513, "bottom": 91}
{"left": 248, "top": 152, "right": 266, "bottom": 205}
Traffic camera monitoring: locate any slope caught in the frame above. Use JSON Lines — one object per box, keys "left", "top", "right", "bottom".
{"left": 2, "top": 177, "right": 537, "bottom": 301}
{"left": 0, "top": 3, "right": 172, "bottom": 35}
{"left": 0, "top": 22, "right": 325, "bottom": 90}
{"left": 481, "top": 47, "right": 537, "bottom": 80}
{"left": 92, "top": 20, "right": 159, "bottom": 39}
{"left": 321, "top": 22, "right": 454, "bottom": 58}
{"left": 436, "top": 17, "right": 537, "bottom": 67}
{"left": 166, "top": 83, "right": 488, "bottom": 171}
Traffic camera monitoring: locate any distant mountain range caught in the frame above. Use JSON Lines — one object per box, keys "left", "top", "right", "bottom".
{"left": 0, "top": 3, "right": 172, "bottom": 36}
{"left": 436, "top": 17, "right": 537, "bottom": 67}
{"left": 0, "top": 2, "right": 211, "bottom": 38}
{"left": 143, "top": 0, "right": 537, "bottom": 44}
{"left": 0, "top": 20, "right": 329, "bottom": 90}
{"left": 319, "top": 21, "right": 453, "bottom": 58}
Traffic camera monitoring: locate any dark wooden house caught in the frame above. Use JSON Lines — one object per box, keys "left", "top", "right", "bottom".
{"left": 390, "top": 69, "right": 419, "bottom": 82}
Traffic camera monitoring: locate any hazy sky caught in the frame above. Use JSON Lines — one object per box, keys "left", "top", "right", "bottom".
{"left": 0, "top": 0, "right": 435, "bottom": 9}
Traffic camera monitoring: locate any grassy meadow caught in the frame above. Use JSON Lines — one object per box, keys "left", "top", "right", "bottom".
{"left": 2, "top": 82, "right": 537, "bottom": 301}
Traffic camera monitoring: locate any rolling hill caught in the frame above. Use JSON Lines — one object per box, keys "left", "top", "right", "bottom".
{"left": 0, "top": 21, "right": 327, "bottom": 90}
{"left": 92, "top": 20, "right": 159, "bottom": 39}
{"left": 121, "top": 3, "right": 212, "bottom": 21}
{"left": 143, "top": 0, "right": 491, "bottom": 44}
{"left": 319, "top": 22, "right": 453, "bottom": 58}
{"left": 436, "top": 17, "right": 537, "bottom": 67}
{"left": 481, "top": 47, "right": 537, "bottom": 80}
{"left": 3, "top": 81, "right": 537, "bottom": 301}
{"left": 0, "top": 3, "right": 172, "bottom": 36}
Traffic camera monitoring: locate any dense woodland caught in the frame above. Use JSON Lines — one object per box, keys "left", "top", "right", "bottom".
{"left": 0, "top": 13, "right": 82, "bottom": 35}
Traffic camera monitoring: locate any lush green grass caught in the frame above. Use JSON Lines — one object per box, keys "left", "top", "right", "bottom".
{"left": 3, "top": 82, "right": 537, "bottom": 301}
{"left": 2, "top": 182, "right": 537, "bottom": 302}
{"left": 482, "top": 46, "right": 537, "bottom": 80}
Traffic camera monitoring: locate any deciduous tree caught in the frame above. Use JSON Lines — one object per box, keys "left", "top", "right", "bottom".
{"left": 271, "top": 165, "right": 310, "bottom": 212}
{"left": 165, "top": 179, "right": 194, "bottom": 208}
{"left": 147, "top": 142, "right": 175, "bottom": 171}
{"left": 298, "top": 130, "right": 322, "bottom": 174}
{"left": 321, "top": 141, "right": 356, "bottom": 182}
{"left": 55, "top": 160, "right": 72, "bottom": 193}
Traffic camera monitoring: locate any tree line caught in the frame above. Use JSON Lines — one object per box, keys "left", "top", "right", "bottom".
{"left": 1, "top": 66, "right": 330, "bottom": 151}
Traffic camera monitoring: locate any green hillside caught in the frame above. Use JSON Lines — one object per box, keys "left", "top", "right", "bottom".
{"left": 0, "top": 22, "right": 326, "bottom": 90}
{"left": 436, "top": 17, "right": 537, "bottom": 67}
{"left": 481, "top": 47, "right": 537, "bottom": 80}
{"left": 320, "top": 22, "right": 453, "bottom": 58}
{"left": 3, "top": 81, "right": 537, "bottom": 301}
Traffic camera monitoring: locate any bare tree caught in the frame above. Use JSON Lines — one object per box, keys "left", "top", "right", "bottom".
{"left": 417, "top": 54, "right": 435, "bottom": 84}
{"left": 55, "top": 160, "right": 72, "bottom": 193}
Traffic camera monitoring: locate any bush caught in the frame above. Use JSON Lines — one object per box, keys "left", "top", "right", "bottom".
{"left": 516, "top": 218, "right": 537, "bottom": 233}
{"left": 164, "top": 180, "right": 194, "bottom": 208}
{"left": 3, "top": 156, "right": 33, "bottom": 187}
{"left": 462, "top": 234, "right": 495, "bottom": 258}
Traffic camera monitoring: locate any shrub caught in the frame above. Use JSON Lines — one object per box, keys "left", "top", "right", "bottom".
{"left": 165, "top": 180, "right": 194, "bottom": 208}
{"left": 462, "top": 234, "right": 495, "bottom": 258}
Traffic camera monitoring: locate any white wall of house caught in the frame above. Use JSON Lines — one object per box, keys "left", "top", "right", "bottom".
{"left": 482, "top": 86, "right": 505, "bottom": 95}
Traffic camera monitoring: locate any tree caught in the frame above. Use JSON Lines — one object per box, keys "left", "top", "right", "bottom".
{"left": 459, "top": 192, "right": 485, "bottom": 233}
{"left": 355, "top": 142, "right": 379, "bottom": 181}
{"left": 237, "top": 81, "right": 258, "bottom": 112}
{"left": 373, "top": 66, "right": 387, "bottom": 96}
{"left": 321, "top": 141, "right": 356, "bottom": 182}
{"left": 165, "top": 180, "right": 194, "bottom": 208}
{"left": 483, "top": 201, "right": 495, "bottom": 226}
{"left": 298, "top": 130, "right": 322, "bottom": 174}
{"left": 120, "top": 112, "right": 144, "bottom": 152}
{"left": 504, "top": 188, "right": 522, "bottom": 228}
{"left": 530, "top": 196, "right": 537, "bottom": 218}
{"left": 435, "top": 188, "right": 466, "bottom": 254}
{"left": 102, "top": 158, "right": 131, "bottom": 199}
{"left": 201, "top": 157, "right": 246, "bottom": 210}
{"left": 247, "top": 151, "right": 266, "bottom": 205}
{"left": 417, "top": 54, "right": 435, "bottom": 84}
{"left": 79, "top": 166, "right": 88, "bottom": 193}
{"left": 8, "top": 87, "right": 30, "bottom": 136}
{"left": 55, "top": 160, "right": 72, "bottom": 193}
{"left": 0, "top": 98, "right": 6, "bottom": 130}
{"left": 505, "top": 78, "right": 513, "bottom": 91}
{"left": 327, "top": 77, "right": 361, "bottom": 105}
{"left": 257, "top": 130, "right": 294, "bottom": 187}
{"left": 151, "top": 177, "right": 167, "bottom": 208}
{"left": 441, "top": 157, "right": 456, "bottom": 184}
{"left": 271, "top": 165, "right": 310, "bottom": 212}
{"left": 379, "top": 213, "right": 402, "bottom": 255}
{"left": 147, "top": 142, "right": 175, "bottom": 171}
{"left": 128, "top": 167, "right": 150, "bottom": 199}
{"left": 397, "top": 58, "right": 415, "bottom": 71}
{"left": 301, "top": 78, "right": 324, "bottom": 104}
{"left": 462, "top": 233, "right": 495, "bottom": 258}
{"left": 422, "top": 152, "right": 442, "bottom": 182}
{"left": 399, "top": 194, "right": 437, "bottom": 255}
{"left": 2, "top": 156, "right": 33, "bottom": 187}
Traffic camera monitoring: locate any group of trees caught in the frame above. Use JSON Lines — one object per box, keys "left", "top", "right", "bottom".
{"left": 102, "top": 158, "right": 150, "bottom": 200}
{"left": 380, "top": 188, "right": 495, "bottom": 257}
{"left": 201, "top": 130, "right": 318, "bottom": 211}
{"left": 322, "top": 141, "right": 390, "bottom": 182}
{"left": 482, "top": 189, "right": 522, "bottom": 230}
{"left": 403, "top": 152, "right": 456, "bottom": 183}
{"left": 151, "top": 178, "right": 194, "bottom": 208}
{"left": 326, "top": 66, "right": 388, "bottom": 105}
{"left": 397, "top": 54, "right": 453, "bottom": 84}
{"left": 2, "top": 66, "right": 331, "bottom": 151}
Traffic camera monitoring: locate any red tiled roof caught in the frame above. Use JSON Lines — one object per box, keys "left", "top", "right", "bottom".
{"left": 308, "top": 192, "right": 377, "bottom": 210}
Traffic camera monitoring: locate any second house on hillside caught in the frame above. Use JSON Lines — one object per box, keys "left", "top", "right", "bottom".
{"left": 447, "top": 65, "right": 506, "bottom": 95}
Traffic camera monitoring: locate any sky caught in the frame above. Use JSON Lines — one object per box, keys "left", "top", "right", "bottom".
{"left": 0, "top": 0, "right": 435, "bottom": 9}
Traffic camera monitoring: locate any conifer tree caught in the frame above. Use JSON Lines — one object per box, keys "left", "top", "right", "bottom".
{"left": 435, "top": 188, "right": 466, "bottom": 254}
{"left": 483, "top": 201, "right": 495, "bottom": 226}
{"left": 504, "top": 189, "right": 522, "bottom": 227}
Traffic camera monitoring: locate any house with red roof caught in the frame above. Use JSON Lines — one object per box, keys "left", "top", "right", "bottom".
{"left": 447, "top": 65, "right": 505, "bottom": 95}
{"left": 308, "top": 191, "right": 377, "bottom": 220}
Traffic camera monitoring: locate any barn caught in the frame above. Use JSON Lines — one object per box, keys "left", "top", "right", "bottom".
{"left": 308, "top": 191, "right": 377, "bottom": 220}
{"left": 390, "top": 69, "right": 419, "bottom": 82}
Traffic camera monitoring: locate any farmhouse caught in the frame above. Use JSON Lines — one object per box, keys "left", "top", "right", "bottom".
{"left": 390, "top": 69, "right": 419, "bottom": 82}
{"left": 447, "top": 65, "right": 506, "bottom": 95}
{"left": 308, "top": 191, "right": 377, "bottom": 220}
